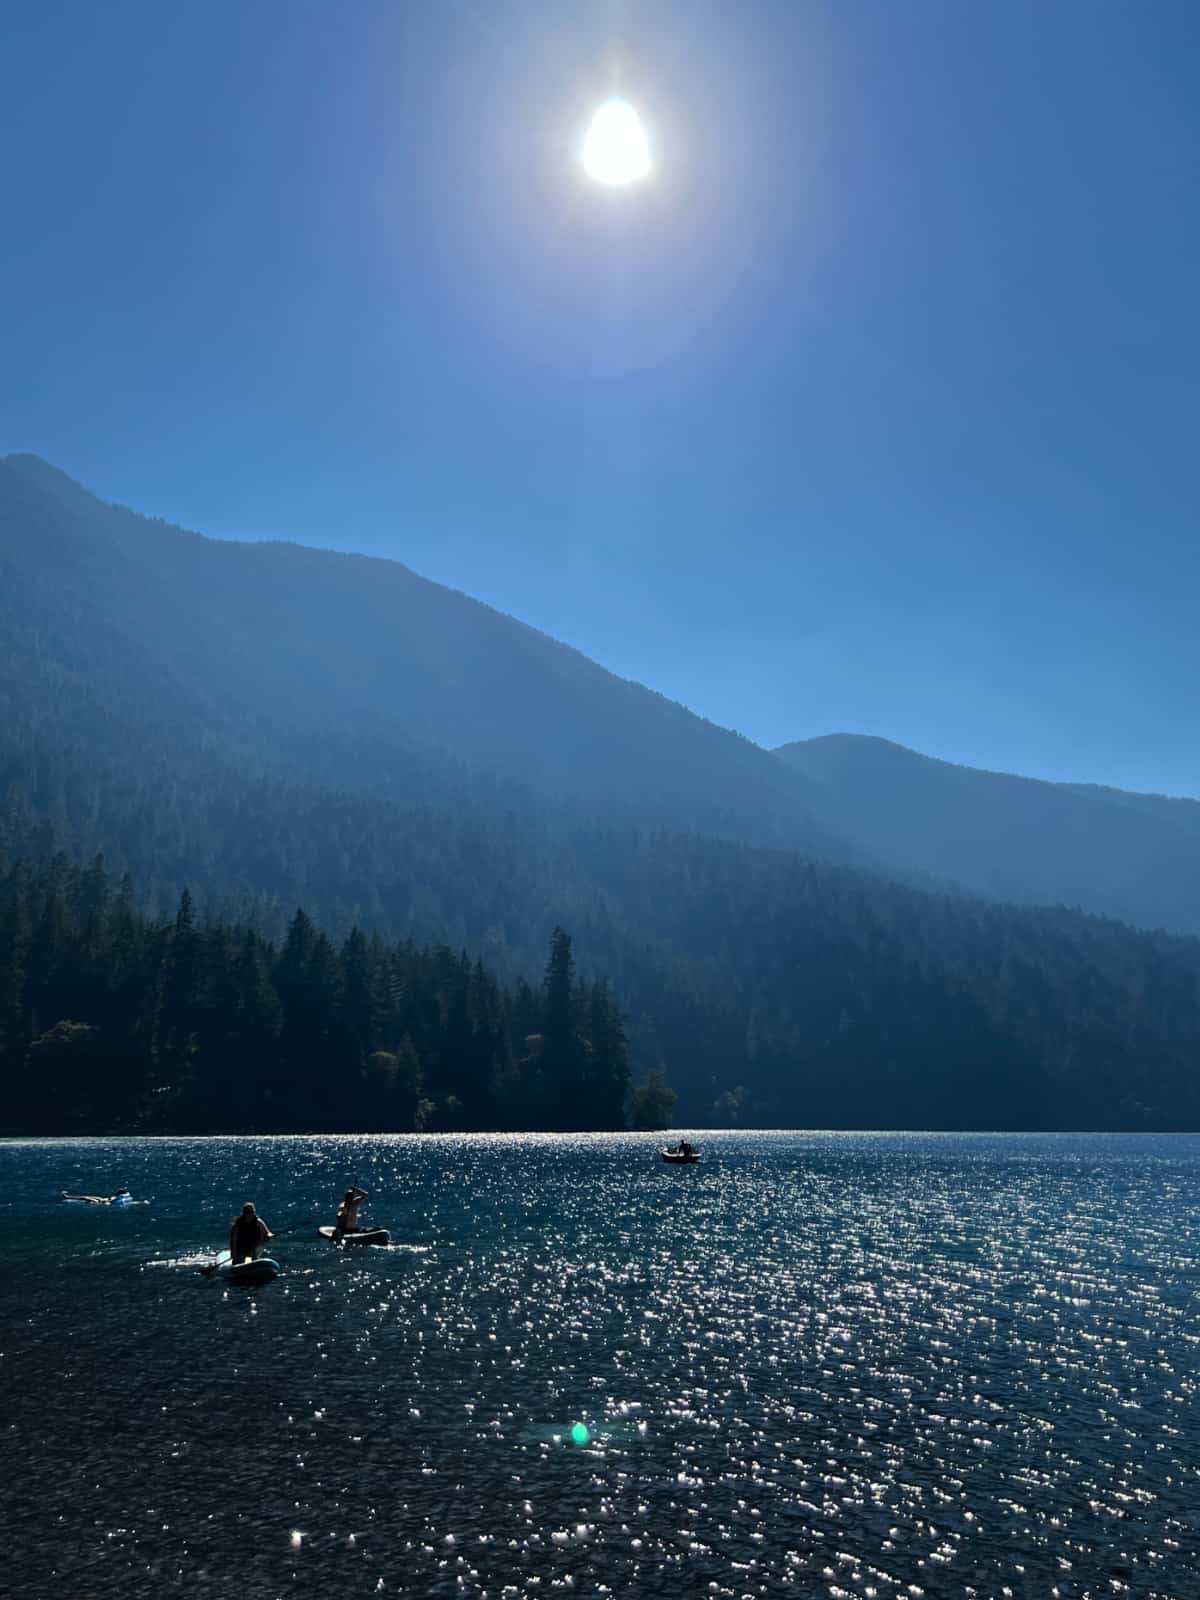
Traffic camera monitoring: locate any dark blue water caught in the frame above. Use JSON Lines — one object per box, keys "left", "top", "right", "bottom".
{"left": 2, "top": 1132, "right": 1199, "bottom": 1599}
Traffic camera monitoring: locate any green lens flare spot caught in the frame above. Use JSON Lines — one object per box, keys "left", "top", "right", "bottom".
{"left": 571, "top": 1422, "right": 589, "bottom": 1446}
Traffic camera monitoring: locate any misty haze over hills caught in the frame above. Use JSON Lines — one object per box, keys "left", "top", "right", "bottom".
{"left": 1, "top": 453, "right": 863, "bottom": 865}
{"left": 3, "top": 452, "right": 1200, "bottom": 1131}
{"left": 775, "top": 735, "right": 1200, "bottom": 938}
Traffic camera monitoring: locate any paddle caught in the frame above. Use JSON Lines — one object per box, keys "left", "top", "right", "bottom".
{"left": 268, "top": 1217, "right": 325, "bottom": 1240}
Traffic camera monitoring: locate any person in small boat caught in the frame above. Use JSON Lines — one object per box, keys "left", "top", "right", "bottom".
{"left": 678, "top": 1141, "right": 695, "bottom": 1158}
{"left": 229, "top": 1202, "right": 272, "bottom": 1262}
{"left": 335, "top": 1186, "right": 369, "bottom": 1235}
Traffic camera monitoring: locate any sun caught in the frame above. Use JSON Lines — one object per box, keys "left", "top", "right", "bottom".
{"left": 581, "top": 99, "right": 651, "bottom": 187}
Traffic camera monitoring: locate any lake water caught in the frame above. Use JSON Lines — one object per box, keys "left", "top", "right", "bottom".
{"left": 1, "top": 1132, "right": 1198, "bottom": 1599}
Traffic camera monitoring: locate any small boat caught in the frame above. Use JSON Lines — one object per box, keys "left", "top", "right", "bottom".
{"left": 661, "top": 1145, "right": 700, "bottom": 1165}
{"left": 221, "top": 1256, "right": 280, "bottom": 1285}
{"left": 62, "top": 1190, "right": 134, "bottom": 1205}
{"left": 318, "top": 1225, "right": 391, "bottom": 1247}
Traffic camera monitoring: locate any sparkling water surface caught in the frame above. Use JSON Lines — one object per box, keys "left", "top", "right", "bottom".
{"left": 1, "top": 1132, "right": 1198, "bottom": 1599}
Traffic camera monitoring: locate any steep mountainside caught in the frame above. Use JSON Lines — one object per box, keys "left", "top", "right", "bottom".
{"left": 775, "top": 734, "right": 1200, "bottom": 936}
{"left": 0, "top": 454, "right": 859, "bottom": 864}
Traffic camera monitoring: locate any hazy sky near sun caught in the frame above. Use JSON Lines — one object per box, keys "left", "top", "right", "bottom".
{"left": 2, "top": 0, "right": 1198, "bottom": 794}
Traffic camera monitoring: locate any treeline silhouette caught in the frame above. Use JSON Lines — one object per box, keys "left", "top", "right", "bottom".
{"left": 0, "top": 854, "right": 633, "bottom": 1135}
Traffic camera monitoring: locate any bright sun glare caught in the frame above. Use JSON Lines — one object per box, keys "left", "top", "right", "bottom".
{"left": 581, "top": 99, "right": 651, "bottom": 187}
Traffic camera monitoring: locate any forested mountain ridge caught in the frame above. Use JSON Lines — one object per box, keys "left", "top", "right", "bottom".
{"left": 775, "top": 734, "right": 1200, "bottom": 936}
{"left": 1060, "top": 781, "right": 1200, "bottom": 842}
{"left": 0, "top": 453, "right": 860, "bottom": 864}
{"left": 4, "top": 454, "right": 1200, "bottom": 1131}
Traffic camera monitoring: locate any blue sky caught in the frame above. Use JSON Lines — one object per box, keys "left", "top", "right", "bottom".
{"left": 3, "top": 1, "right": 1198, "bottom": 794}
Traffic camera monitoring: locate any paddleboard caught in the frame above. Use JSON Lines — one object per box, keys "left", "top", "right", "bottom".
{"left": 318, "top": 1225, "right": 391, "bottom": 1247}
{"left": 221, "top": 1257, "right": 280, "bottom": 1285}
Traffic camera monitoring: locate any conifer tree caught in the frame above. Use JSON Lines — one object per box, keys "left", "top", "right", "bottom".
{"left": 540, "top": 927, "right": 582, "bottom": 1127}
{"left": 584, "top": 978, "right": 629, "bottom": 1129}
{"left": 155, "top": 889, "right": 201, "bottom": 1098}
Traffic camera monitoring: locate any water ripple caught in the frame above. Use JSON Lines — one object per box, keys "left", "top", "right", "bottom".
{"left": 0, "top": 1132, "right": 1198, "bottom": 1597}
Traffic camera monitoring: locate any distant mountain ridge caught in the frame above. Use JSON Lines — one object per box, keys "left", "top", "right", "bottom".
{"left": 1060, "top": 781, "right": 1200, "bottom": 840}
{"left": 774, "top": 734, "right": 1200, "bottom": 935}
